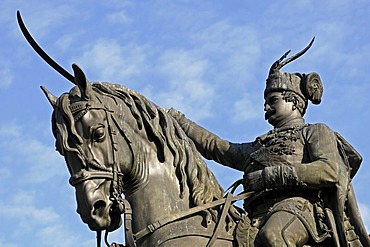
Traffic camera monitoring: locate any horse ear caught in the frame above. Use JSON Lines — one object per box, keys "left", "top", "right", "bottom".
{"left": 40, "top": 85, "right": 57, "bottom": 108}
{"left": 72, "top": 64, "right": 93, "bottom": 100}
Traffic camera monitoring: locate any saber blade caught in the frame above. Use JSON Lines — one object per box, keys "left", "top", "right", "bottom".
{"left": 16, "top": 10, "right": 75, "bottom": 84}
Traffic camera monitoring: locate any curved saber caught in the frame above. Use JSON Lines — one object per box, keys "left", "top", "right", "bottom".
{"left": 16, "top": 10, "right": 75, "bottom": 84}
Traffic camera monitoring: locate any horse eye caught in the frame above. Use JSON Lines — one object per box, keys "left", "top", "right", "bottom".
{"left": 92, "top": 126, "right": 106, "bottom": 142}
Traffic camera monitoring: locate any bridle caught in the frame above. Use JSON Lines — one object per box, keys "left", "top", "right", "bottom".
{"left": 66, "top": 100, "right": 131, "bottom": 247}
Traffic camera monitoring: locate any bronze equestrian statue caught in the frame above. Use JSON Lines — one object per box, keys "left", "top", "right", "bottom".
{"left": 17, "top": 11, "right": 369, "bottom": 247}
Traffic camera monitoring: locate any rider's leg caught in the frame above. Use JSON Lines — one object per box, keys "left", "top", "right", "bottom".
{"left": 257, "top": 211, "right": 309, "bottom": 247}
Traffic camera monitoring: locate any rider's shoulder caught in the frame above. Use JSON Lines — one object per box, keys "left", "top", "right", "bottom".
{"left": 302, "top": 123, "right": 337, "bottom": 138}
{"left": 304, "top": 122, "right": 333, "bottom": 131}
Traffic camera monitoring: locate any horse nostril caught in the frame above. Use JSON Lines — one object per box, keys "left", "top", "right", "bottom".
{"left": 93, "top": 200, "right": 106, "bottom": 216}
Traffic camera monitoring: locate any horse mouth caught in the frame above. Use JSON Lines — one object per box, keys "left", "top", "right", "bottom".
{"left": 107, "top": 206, "right": 123, "bottom": 232}
{"left": 84, "top": 200, "right": 122, "bottom": 232}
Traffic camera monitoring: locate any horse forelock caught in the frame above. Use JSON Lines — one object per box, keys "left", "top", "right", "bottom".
{"left": 53, "top": 94, "right": 81, "bottom": 154}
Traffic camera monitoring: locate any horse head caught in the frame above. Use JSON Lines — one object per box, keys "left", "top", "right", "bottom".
{"left": 42, "top": 64, "right": 139, "bottom": 232}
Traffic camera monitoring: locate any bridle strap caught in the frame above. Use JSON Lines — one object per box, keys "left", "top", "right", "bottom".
{"left": 69, "top": 170, "right": 113, "bottom": 186}
{"left": 108, "top": 115, "right": 140, "bottom": 247}
{"left": 103, "top": 111, "right": 129, "bottom": 247}
{"left": 106, "top": 111, "right": 125, "bottom": 209}
{"left": 97, "top": 231, "right": 102, "bottom": 247}
{"left": 122, "top": 199, "right": 136, "bottom": 247}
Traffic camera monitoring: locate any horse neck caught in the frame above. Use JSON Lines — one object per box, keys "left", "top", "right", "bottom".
{"left": 125, "top": 146, "right": 191, "bottom": 233}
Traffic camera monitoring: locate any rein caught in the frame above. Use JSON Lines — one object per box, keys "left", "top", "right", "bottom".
{"left": 131, "top": 191, "right": 253, "bottom": 246}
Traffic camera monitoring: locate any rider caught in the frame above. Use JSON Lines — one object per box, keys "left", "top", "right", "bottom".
{"left": 168, "top": 39, "right": 370, "bottom": 246}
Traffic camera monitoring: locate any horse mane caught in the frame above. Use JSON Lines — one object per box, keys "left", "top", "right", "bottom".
{"left": 52, "top": 81, "right": 225, "bottom": 209}
{"left": 91, "top": 82, "right": 225, "bottom": 207}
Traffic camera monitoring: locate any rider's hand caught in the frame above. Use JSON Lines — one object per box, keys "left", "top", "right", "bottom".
{"left": 244, "top": 170, "right": 265, "bottom": 191}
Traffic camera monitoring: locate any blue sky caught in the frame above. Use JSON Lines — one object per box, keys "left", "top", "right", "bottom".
{"left": 0, "top": 1, "right": 369, "bottom": 246}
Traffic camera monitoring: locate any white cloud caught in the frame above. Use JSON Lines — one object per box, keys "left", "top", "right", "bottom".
{"left": 232, "top": 94, "right": 261, "bottom": 123}
{"left": 149, "top": 20, "right": 262, "bottom": 121}
{"left": 159, "top": 49, "right": 208, "bottom": 80}
{"left": 148, "top": 49, "right": 214, "bottom": 120}
{"left": 5, "top": 204, "right": 60, "bottom": 229}
{"left": 18, "top": 138, "right": 65, "bottom": 183}
{"left": 0, "top": 190, "right": 92, "bottom": 247}
{"left": 106, "top": 10, "right": 132, "bottom": 24}
{"left": 0, "top": 123, "right": 21, "bottom": 137}
{"left": 54, "top": 32, "right": 83, "bottom": 52}
{"left": 0, "top": 123, "right": 65, "bottom": 184}
{"left": 13, "top": 3, "right": 76, "bottom": 39}
{"left": 192, "top": 20, "right": 261, "bottom": 85}
{"left": 153, "top": 79, "right": 214, "bottom": 121}
{"left": 0, "top": 238, "right": 17, "bottom": 247}
{"left": 146, "top": 18, "right": 262, "bottom": 120}
{"left": 38, "top": 225, "right": 80, "bottom": 247}
{"left": 73, "top": 39, "right": 149, "bottom": 83}
{"left": 0, "top": 191, "right": 59, "bottom": 234}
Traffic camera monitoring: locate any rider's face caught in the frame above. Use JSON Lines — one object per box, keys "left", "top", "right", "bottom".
{"left": 264, "top": 91, "right": 295, "bottom": 127}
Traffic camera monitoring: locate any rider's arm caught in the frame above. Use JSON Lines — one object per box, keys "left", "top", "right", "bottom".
{"left": 168, "top": 108, "right": 253, "bottom": 171}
